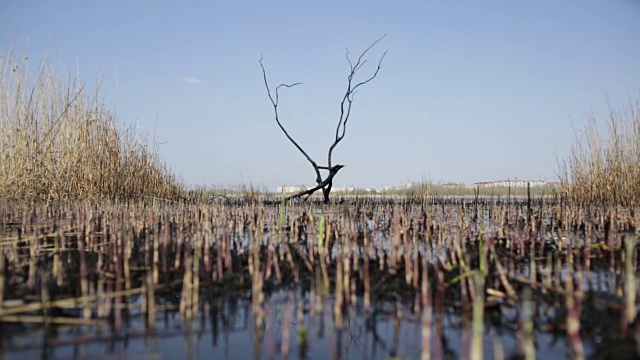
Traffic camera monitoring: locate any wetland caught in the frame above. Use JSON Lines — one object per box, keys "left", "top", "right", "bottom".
{"left": 1, "top": 197, "right": 639, "bottom": 359}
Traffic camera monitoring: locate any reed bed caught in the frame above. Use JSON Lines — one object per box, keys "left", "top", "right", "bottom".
{"left": 559, "top": 98, "right": 640, "bottom": 206}
{"left": 0, "top": 198, "right": 639, "bottom": 358}
{"left": 0, "top": 46, "right": 182, "bottom": 201}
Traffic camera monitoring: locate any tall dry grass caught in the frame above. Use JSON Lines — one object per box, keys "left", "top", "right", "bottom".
{"left": 0, "top": 45, "right": 183, "bottom": 201}
{"left": 559, "top": 98, "right": 640, "bottom": 205}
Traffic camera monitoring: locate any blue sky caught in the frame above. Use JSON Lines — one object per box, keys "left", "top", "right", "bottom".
{"left": 2, "top": 1, "right": 639, "bottom": 189}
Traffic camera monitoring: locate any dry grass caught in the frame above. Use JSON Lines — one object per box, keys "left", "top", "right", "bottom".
{"left": 559, "top": 98, "right": 640, "bottom": 205}
{"left": 0, "top": 44, "right": 183, "bottom": 201}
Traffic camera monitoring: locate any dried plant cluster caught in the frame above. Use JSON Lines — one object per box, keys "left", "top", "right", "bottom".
{"left": 0, "top": 199, "right": 639, "bottom": 358}
{"left": 0, "top": 47, "right": 182, "bottom": 201}
{"left": 560, "top": 99, "right": 640, "bottom": 205}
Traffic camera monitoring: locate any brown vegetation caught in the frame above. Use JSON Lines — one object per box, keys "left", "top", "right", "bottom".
{"left": 0, "top": 46, "right": 183, "bottom": 201}
{"left": 0, "top": 198, "right": 638, "bottom": 358}
{"left": 559, "top": 98, "right": 640, "bottom": 205}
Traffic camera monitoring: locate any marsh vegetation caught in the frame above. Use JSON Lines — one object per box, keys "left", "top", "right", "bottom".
{"left": 0, "top": 47, "right": 182, "bottom": 201}
{"left": 1, "top": 47, "right": 640, "bottom": 359}
{"left": 559, "top": 99, "right": 640, "bottom": 206}
{"left": 1, "top": 198, "right": 640, "bottom": 359}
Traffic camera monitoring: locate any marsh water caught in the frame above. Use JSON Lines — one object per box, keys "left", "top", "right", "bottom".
{"left": 2, "top": 289, "right": 602, "bottom": 360}
{"left": 0, "top": 199, "right": 639, "bottom": 359}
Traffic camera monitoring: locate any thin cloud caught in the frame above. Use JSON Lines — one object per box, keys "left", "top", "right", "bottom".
{"left": 178, "top": 76, "right": 203, "bottom": 85}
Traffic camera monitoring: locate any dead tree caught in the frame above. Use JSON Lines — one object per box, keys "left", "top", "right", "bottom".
{"left": 260, "top": 35, "right": 387, "bottom": 203}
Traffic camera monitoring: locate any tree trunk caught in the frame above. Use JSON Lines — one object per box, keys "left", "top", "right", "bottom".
{"left": 322, "top": 183, "right": 333, "bottom": 204}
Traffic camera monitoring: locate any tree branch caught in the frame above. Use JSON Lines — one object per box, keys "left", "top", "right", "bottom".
{"left": 260, "top": 56, "right": 323, "bottom": 183}
{"left": 327, "top": 34, "right": 387, "bottom": 167}
{"left": 260, "top": 35, "right": 386, "bottom": 204}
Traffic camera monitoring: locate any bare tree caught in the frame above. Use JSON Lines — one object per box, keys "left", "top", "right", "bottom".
{"left": 260, "top": 35, "right": 387, "bottom": 203}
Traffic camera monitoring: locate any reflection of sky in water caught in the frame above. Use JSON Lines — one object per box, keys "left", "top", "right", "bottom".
{"left": 1, "top": 289, "right": 593, "bottom": 360}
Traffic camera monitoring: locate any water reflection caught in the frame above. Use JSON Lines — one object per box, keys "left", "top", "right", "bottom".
{"left": 1, "top": 288, "right": 595, "bottom": 360}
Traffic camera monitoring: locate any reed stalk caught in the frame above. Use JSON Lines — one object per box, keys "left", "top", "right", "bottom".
{"left": 470, "top": 272, "right": 484, "bottom": 360}
{"left": 521, "top": 287, "right": 535, "bottom": 360}
{"left": 625, "top": 234, "right": 637, "bottom": 327}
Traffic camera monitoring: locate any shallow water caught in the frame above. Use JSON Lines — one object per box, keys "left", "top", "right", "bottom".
{"left": 0, "top": 200, "right": 639, "bottom": 359}
{"left": 1, "top": 288, "right": 601, "bottom": 360}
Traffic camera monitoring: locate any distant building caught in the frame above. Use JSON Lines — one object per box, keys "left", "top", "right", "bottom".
{"left": 473, "top": 180, "right": 554, "bottom": 188}
{"left": 275, "top": 185, "right": 355, "bottom": 193}
{"left": 276, "top": 186, "right": 311, "bottom": 193}
{"left": 332, "top": 186, "right": 355, "bottom": 193}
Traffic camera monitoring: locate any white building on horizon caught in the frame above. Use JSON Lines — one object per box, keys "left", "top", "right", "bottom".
{"left": 276, "top": 185, "right": 355, "bottom": 193}
{"left": 276, "top": 185, "right": 311, "bottom": 193}
{"left": 474, "top": 179, "right": 550, "bottom": 188}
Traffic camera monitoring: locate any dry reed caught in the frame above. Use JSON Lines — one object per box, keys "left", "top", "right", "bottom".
{"left": 0, "top": 44, "right": 182, "bottom": 201}
{"left": 559, "top": 98, "right": 640, "bottom": 205}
